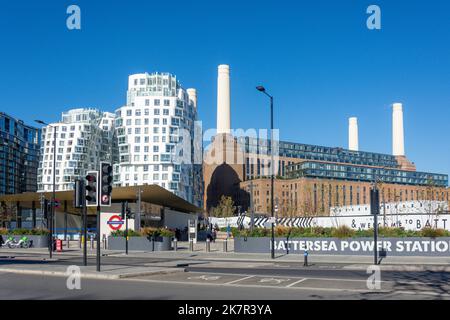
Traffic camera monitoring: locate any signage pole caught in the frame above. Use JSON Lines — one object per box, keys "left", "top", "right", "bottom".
{"left": 125, "top": 205, "right": 129, "bottom": 255}
{"left": 96, "top": 204, "right": 101, "bottom": 272}
{"left": 83, "top": 198, "right": 87, "bottom": 266}
{"left": 374, "top": 209, "right": 378, "bottom": 265}
{"left": 371, "top": 183, "right": 380, "bottom": 266}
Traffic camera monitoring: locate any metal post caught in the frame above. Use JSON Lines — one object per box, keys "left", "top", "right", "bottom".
{"left": 206, "top": 239, "right": 210, "bottom": 252}
{"left": 304, "top": 251, "right": 309, "bottom": 267}
{"left": 250, "top": 181, "right": 255, "bottom": 232}
{"left": 223, "top": 239, "right": 228, "bottom": 252}
{"left": 44, "top": 199, "right": 51, "bottom": 258}
{"left": 136, "top": 187, "right": 142, "bottom": 232}
{"left": 173, "top": 238, "right": 178, "bottom": 251}
{"left": 32, "top": 201, "right": 36, "bottom": 229}
{"left": 83, "top": 198, "right": 87, "bottom": 266}
{"left": 270, "top": 96, "right": 275, "bottom": 260}
{"left": 374, "top": 210, "right": 378, "bottom": 265}
{"left": 52, "top": 125, "right": 56, "bottom": 253}
{"left": 125, "top": 208, "right": 129, "bottom": 255}
{"left": 64, "top": 201, "right": 68, "bottom": 241}
{"left": 96, "top": 204, "right": 101, "bottom": 272}
{"left": 189, "top": 239, "right": 194, "bottom": 251}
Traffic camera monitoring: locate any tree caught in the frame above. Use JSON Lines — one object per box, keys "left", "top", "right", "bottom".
{"left": 210, "top": 196, "right": 236, "bottom": 218}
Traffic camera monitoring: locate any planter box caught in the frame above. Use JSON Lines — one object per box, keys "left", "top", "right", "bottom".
{"left": 107, "top": 236, "right": 173, "bottom": 251}
{"left": 234, "top": 237, "right": 450, "bottom": 257}
{"left": 3, "top": 235, "right": 49, "bottom": 248}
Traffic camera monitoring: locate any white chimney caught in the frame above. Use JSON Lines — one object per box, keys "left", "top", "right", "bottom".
{"left": 348, "top": 117, "right": 359, "bottom": 151}
{"left": 187, "top": 88, "right": 197, "bottom": 109}
{"left": 217, "top": 65, "right": 231, "bottom": 134}
{"left": 392, "top": 103, "right": 405, "bottom": 156}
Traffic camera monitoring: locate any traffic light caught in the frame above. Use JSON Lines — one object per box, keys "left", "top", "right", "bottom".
{"left": 370, "top": 188, "right": 380, "bottom": 215}
{"left": 74, "top": 179, "right": 85, "bottom": 208}
{"left": 121, "top": 201, "right": 127, "bottom": 220}
{"left": 100, "top": 162, "right": 113, "bottom": 207}
{"left": 85, "top": 171, "right": 99, "bottom": 207}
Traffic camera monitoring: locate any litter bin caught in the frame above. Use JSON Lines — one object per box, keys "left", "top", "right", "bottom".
{"left": 56, "top": 239, "right": 63, "bottom": 252}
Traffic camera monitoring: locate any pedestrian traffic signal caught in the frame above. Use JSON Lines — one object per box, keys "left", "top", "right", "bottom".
{"left": 85, "top": 171, "right": 99, "bottom": 207}
{"left": 100, "top": 162, "right": 113, "bottom": 207}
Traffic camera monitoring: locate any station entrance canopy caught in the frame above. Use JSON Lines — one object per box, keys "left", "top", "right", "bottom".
{"left": 0, "top": 185, "right": 202, "bottom": 216}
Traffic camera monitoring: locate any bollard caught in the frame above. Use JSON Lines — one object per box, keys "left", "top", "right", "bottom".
{"left": 173, "top": 238, "right": 178, "bottom": 251}
{"left": 79, "top": 234, "right": 82, "bottom": 248}
{"left": 304, "top": 250, "right": 309, "bottom": 267}
{"left": 223, "top": 239, "right": 228, "bottom": 252}
{"left": 189, "top": 239, "right": 194, "bottom": 251}
{"left": 206, "top": 239, "right": 211, "bottom": 252}
{"left": 90, "top": 237, "right": 94, "bottom": 249}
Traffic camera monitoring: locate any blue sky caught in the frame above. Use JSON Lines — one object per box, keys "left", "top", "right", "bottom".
{"left": 0, "top": 0, "right": 449, "bottom": 176}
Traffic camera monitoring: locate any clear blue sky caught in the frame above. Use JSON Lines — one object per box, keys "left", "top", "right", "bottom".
{"left": 0, "top": 0, "right": 449, "bottom": 176}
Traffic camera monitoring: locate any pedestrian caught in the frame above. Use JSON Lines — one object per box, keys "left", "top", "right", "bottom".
{"left": 226, "top": 224, "right": 231, "bottom": 239}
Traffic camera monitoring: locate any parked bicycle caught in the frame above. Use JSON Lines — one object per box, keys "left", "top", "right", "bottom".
{"left": 1, "top": 236, "right": 32, "bottom": 249}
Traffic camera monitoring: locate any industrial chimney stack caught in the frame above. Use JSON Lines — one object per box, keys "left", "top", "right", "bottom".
{"left": 348, "top": 117, "right": 359, "bottom": 151}
{"left": 217, "top": 65, "right": 231, "bottom": 134}
{"left": 392, "top": 103, "right": 405, "bottom": 156}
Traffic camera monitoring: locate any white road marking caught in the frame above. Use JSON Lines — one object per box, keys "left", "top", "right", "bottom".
{"left": 259, "top": 278, "right": 291, "bottom": 285}
{"left": 113, "top": 275, "right": 450, "bottom": 297}
{"left": 286, "top": 278, "right": 308, "bottom": 288}
{"left": 187, "top": 275, "right": 222, "bottom": 281}
{"left": 224, "top": 276, "right": 254, "bottom": 285}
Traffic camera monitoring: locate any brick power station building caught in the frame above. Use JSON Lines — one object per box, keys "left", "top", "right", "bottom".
{"left": 203, "top": 65, "right": 449, "bottom": 217}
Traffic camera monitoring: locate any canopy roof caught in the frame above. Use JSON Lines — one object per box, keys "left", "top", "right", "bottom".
{"left": 0, "top": 185, "right": 201, "bottom": 214}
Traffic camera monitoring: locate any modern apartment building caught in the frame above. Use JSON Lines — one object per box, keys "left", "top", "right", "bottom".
{"left": 0, "top": 112, "right": 41, "bottom": 195}
{"left": 114, "top": 72, "right": 202, "bottom": 207}
{"left": 37, "top": 108, "right": 117, "bottom": 192}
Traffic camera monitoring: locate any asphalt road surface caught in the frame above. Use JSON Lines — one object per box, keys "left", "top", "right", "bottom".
{"left": 1, "top": 252, "right": 450, "bottom": 300}
{"left": 0, "top": 272, "right": 447, "bottom": 300}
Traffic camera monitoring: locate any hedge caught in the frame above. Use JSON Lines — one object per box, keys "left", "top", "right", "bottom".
{"left": 232, "top": 226, "right": 450, "bottom": 239}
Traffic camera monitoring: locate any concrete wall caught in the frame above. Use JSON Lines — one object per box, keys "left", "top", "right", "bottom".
{"left": 235, "top": 237, "right": 450, "bottom": 256}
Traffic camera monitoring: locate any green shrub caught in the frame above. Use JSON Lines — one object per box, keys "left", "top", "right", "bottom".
{"left": 110, "top": 229, "right": 142, "bottom": 237}
{"left": 331, "top": 226, "right": 355, "bottom": 239}
{"left": 0, "top": 228, "right": 8, "bottom": 235}
{"left": 420, "top": 228, "right": 448, "bottom": 238}
{"left": 230, "top": 225, "right": 450, "bottom": 238}
{"left": 6, "top": 228, "right": 50, "bottom": 236}
{"left": 141, "top": 227, "right": 175, "bottom": 238}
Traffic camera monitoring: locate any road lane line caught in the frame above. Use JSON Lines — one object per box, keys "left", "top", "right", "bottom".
{"left": 225, "top": 276, "right": 254, "bottom": 285}
{"left": 286, "top": 278, "right": 307, "bottom": 288}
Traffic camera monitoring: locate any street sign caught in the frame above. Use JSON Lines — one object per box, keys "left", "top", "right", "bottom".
{"left": 107, "top": 215, "right": 124, "bottom": 231}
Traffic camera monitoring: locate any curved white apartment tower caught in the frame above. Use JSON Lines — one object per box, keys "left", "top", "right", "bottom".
{"left": 114, "top": 72, "right": 201, "bottom": 206}
{"left": 37, "top": 108, "right": 117, "bottom": 192}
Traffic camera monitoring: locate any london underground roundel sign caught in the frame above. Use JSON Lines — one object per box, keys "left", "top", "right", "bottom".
{"left": 107, "top": 215, "right": 124, "bottom": 231}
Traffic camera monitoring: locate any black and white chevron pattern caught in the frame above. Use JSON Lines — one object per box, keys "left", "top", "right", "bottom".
{"left": 237, "top": 214, "right": 246, "bottom": 228}
{"left": 253, "top": 217, "right": 314, "bottom": 228}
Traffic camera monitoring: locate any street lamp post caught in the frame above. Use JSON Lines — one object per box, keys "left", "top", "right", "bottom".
{"left": 35, "top": 120, "right": 56, "bottom": 258}
{"left": 256, "top": 86, "right": 275, "bottom": 260}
